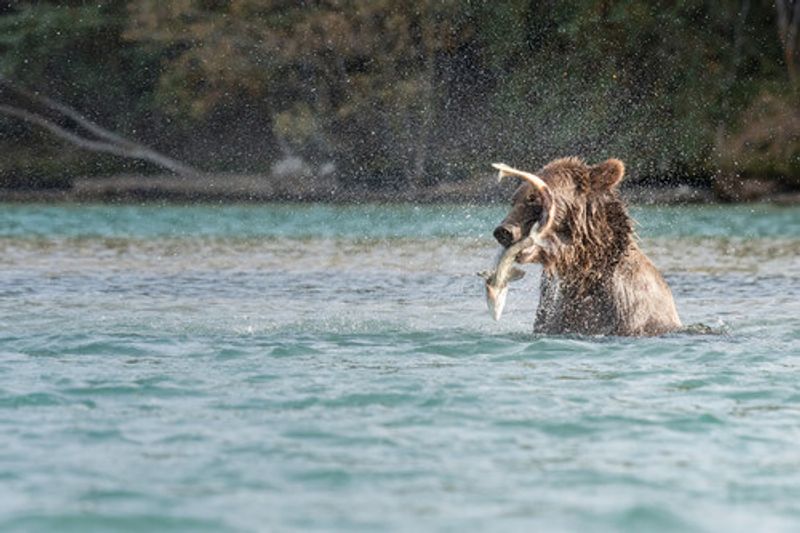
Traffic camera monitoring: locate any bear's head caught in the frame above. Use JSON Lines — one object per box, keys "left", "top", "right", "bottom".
{"left": 493, "top": 157, "right": 633, "bottom": 278}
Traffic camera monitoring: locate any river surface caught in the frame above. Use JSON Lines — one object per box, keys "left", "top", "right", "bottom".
{"left": 1, "top": 202, "right": 799, "bottom": 532}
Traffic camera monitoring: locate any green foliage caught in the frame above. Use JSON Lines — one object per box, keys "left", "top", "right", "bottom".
{"left": 0, "top": 2, "right": 160, "bottom": 118}
{"left": 481, "top": 1, "right": 789, "bottom": 178}
{"left": 0, "top": 0, "right": 796, "bottom": 187}
{"left": 718, "top": 90, "right": 800, "bottom": 184}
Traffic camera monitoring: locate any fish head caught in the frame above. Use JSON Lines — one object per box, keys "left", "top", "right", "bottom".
{"left": 485, "top": 282, "right": 508, "bottom": 322}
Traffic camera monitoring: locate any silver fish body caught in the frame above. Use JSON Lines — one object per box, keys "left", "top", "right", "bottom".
{"left": 478, "top": 236, "right": 533, "bottom": 321}
{"left": 478, "top": 162, "right": 552, "bottom": 321}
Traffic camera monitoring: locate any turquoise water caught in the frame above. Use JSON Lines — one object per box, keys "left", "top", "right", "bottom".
{"left": 1, "top": 202, "right": 799, "bottom": 532}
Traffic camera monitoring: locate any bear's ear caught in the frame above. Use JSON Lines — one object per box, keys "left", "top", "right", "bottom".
{"left": 589, "top": 159, "right": 625, "bottom": 193}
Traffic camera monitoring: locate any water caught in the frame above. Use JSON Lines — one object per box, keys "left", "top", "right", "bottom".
{"left": 1, "top": 202, "right": 799, "bottom": 532}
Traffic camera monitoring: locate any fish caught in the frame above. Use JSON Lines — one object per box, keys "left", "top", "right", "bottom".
{"left": 477, "top": 235, "right": 533, "bottom": 321}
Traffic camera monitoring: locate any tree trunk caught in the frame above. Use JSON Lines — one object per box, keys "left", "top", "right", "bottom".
{"left": 776, "top": 0, "right": 800, "bottom": 87}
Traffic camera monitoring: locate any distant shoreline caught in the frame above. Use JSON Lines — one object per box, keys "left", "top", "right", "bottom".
{"left": 1, "top": 174, "right": 798, "bottom": 205}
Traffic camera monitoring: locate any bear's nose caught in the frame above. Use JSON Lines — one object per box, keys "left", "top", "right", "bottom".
{"left": 493, "top": 224, "right": 521, "bottom": 248}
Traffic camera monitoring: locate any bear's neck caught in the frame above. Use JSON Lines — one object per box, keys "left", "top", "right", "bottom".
{"left": 549, "top": 196, "right": 634, "bottom": 296}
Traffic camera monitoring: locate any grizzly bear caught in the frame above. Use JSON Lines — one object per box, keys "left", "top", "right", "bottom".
{"left": 492, "top": 157, "right": 681, "bottom": 336}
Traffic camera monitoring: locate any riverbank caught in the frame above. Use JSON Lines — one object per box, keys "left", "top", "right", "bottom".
{"left": 1, "top": 173, "right": 799, "bottom": 205}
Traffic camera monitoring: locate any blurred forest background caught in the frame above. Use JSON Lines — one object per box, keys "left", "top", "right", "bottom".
{"left": 0, "top": 0, "right": 798, "bottom": 201}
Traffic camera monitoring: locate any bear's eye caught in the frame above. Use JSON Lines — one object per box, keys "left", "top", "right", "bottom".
{"left": 526, "top": 195, "right": 543, "bottom": 213}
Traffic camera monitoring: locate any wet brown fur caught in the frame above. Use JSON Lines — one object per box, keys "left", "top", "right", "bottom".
{"left": 495, "top": 157, "right": 681, "bottom": 336}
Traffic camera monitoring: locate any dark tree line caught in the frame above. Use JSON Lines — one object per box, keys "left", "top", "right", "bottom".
{"left": 0, "top": 0, "right": 797, "bottom": 191}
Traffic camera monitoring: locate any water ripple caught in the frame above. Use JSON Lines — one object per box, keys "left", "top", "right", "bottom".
{"left": 0, "top": 203, "right": 799, "bottom": 532}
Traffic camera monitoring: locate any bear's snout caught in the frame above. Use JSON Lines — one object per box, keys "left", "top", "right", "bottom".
{"left": 493, "top": 224, "right": 521, "bottom": 248}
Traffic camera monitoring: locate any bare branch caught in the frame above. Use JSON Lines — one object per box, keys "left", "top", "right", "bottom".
{"left": 0, "top": 80, "right": 201, "bottom": 177}
{"left": 0, "top": 105, "right": 130, "bottom": 157}
{"left": 0, "top": 77, "right": 136, "bottom": 149}
{"left": 0, "top": 104, "right": 200, "bottom": 177}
